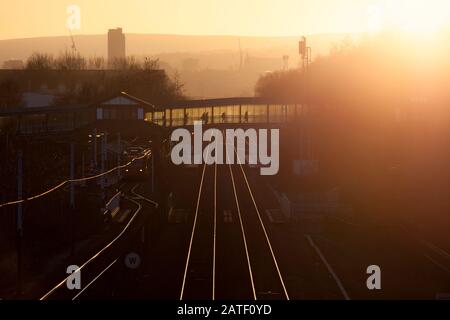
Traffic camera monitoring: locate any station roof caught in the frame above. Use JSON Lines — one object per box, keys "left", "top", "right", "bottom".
{"left": 159, "top": 96, "right": 302, "bottom": 110}
{"left": 96, "top": 91, "right": 156, "bottom": 111}
{"left": 0, "top": 93, "right": 301, "bottom": 117}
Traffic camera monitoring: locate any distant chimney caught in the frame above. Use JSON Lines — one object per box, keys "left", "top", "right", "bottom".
{"left": 108, "top": 28, "right": 126, "bottom": 62}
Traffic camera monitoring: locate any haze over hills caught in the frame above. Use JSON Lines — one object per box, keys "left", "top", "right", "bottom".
{"left": 0, "top": 33, "right": 352, "bottom": 65}
{"left": 0, "top": 33, "right": 353, "bottom": 98}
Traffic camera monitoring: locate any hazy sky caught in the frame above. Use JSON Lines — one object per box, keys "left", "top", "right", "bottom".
{"left": 0, "top": 0, "right": 449, "bottom": 40}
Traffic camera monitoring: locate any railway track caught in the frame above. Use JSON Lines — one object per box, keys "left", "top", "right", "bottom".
{"left": 179, "top": 147, "right": 290, "bottom": 300}
{"left": 39, "top": 183, "right": 157, "bottom": 300}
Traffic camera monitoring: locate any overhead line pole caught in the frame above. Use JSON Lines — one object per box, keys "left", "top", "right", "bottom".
{"left": 16, "top": 149, "right": 23, "bottom": 295}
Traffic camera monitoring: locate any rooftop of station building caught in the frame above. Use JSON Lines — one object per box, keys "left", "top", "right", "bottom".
{"left": 1, "top": 91, "right": 304, "bottom": 117}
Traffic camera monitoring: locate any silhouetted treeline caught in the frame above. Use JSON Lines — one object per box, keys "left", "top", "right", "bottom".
{"left": 54, "top": 66, "right": 185, "bottom": 106}
{"left": 25, "top": 51, "right": 166, "bottom": 72}
{"left": 24, "top": 51, "right": 185, "bottom": 105}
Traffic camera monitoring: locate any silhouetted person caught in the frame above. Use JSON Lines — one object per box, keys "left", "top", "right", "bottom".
{"left": 221, "top": 112, "right": 226, "bottom": 123}
{"left": 244, "top": 111, "right": 249, "bottom": 123}
{"left": 201, "top": 112, "right": 205, "bottom": 124}
{"left": 184, "top": 112, "right": 189, "bottom": 125}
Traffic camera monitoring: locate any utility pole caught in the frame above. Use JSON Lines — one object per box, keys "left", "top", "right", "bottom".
{"left": 70, "top": 143, "right": 75, "bottom": 208}
{"left": 117, "top": 133, "right": 121, "bottom": 180}
{"left": 16, "top": 149, "right": 23, "bottom": 295}
{"left": 81, "top": 151, "right": 85, "bottom": 187}
{"left": 93, "top": 128, "right": 98, "bottom": 170}
{"left": 151, "top": 150, "right": 155, "bottom": 193}
{"left": 69, "top": 142, "right": 75, "bottom": 257}
{"left": 283, "top": 55, "right": 289, "bottom": 71}
{"left": 299, "top": 36, "right": 312, "bottom": 70}
{"left": 238, "top": 38, "right": 243, "bottom": 71}
{"left": 104, "top": 132, "right": 108, "bottom": 162}
{"left": 296, "top": 36, "right": 313, "bottom": 173}
{"left": 101, "top": 134, "right": 106, "bottom": 202}
{"left": 5, "top": 131, "right": 9, "bottom": 163}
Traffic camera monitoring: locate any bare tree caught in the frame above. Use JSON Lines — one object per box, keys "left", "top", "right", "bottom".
{"left": 55, "top": 50, "right": 87, "bottom": 70}
{"left": 26, "top": 52, "right": 54, "bottom": 70}
{"left": 88, "top": 56, "right": 106, "bottom": 70}
{"left": 143, "top": 57, "right": 160, "bottom": 70}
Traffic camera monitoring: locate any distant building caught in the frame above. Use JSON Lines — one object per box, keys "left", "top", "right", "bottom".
{"left": 108, "top": 28, "right": 126, "bottom": 62}
{"left": 22, "top": 92, "right": 55, "bottom": 108}
{"left": 2, "top": 59, "right": 24, "bottom": 69}
{"left": 182, "top": 58, "right": 200, "bottom": 72}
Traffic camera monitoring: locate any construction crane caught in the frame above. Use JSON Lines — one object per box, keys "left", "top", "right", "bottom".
{"left": 69, "top": 29, "right": 77, "bottom": 54}
{"left": 238, "top": 38, "right": 243, "bottom": 71}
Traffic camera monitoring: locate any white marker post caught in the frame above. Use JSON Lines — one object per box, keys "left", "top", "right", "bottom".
{"left": 16, "top": 149, "right": 23, "bottom": 294}
{"left": 101, "top": 134, "right": 106, "bottom": 202}
{"left": 117, "top": 133, "right": 121, "bottom": 180}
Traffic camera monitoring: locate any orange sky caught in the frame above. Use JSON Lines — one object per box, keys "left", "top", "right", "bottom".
{"left": 0, "top": 0, "right": 449, "bottom": 40}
